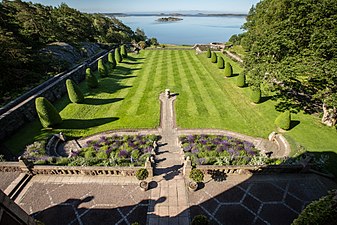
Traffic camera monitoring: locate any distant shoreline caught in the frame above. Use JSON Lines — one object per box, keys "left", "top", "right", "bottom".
{"left": 157, "top": 17, "right": 183, "bottom": 22}
{"left": 105, "top": 13, "right": 247, "bottom": 17}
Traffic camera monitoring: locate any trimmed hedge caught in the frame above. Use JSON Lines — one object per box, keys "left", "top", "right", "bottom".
{"left": 211, "top": 52, "right": 217, "bottom": 63}
{"left": 115, "top": 47, "right": 122, "bottom": 63}
{"left": 66, "top": 79, "right": 84, "bottom": 103}
{"left": 98, "top": 59, "right": 107, "bottom": 77}
{"left": 291, "top": 190, "right": 337, "bottom": 225}
{"left": 217, "top": 56, "right": 224, "bottom": 69}
{"left": 35, "top": 97, "right": 62, "bottom": 128}
{"left": 121, "top": 44, "right": 127, "bottom": 58}
{"left": 85, "top": 68, "right": 98, "bottom": 89}
{"left": 236, "top": 73, "right": 246, "bottom": 87}
{"left": 275, "top": 111, "right": 291, "bottom": 130}
{"left": 189, "top": 168, "right": 204, "bottom": 183}
{"left": 250, "top": 87, "right": 261, "bottom": 104}
{"left": 108, "top": 52, "right": 116, "bottom": 70}
{"left": 206, "top": 48, "right": 211, "bottom": 58}
{"left": 224, "top": 62, "right": 233, "bottom": 77}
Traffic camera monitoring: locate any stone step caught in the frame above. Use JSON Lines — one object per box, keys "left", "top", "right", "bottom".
{"left": 4, "top": 173, "right": 32, "bottom": 201}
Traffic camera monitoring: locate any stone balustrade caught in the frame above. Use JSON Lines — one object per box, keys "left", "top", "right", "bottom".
{"left": 0, "top": 162, "right": 22, "bottom": 172}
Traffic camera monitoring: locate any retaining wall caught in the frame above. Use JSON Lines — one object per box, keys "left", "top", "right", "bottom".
{"left": 0, "top": 49, "right": 113, "bottom": 142}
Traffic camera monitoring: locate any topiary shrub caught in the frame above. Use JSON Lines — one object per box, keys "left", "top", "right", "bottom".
{"left": 191, "top": 215, "right": 209, "bottom": 225}
{"left": 98, "top": 59, "right": 107, "bottom": 77}
{"left": 66, "top": 79, "right": 84, "bottom": 103}
{"left": 275, "top": 111, "right": 291, "bottom": 130}
{"left": 115, "top": 47, "right": 122, "bottom": 63}
{"left": 236, "top": 73, "right": 246, "bottom": 87}
{"left": 250, "top": 87, "right": 261, "bottom": 104}
{"left": 189, "top": 168, "right": 204, "bottom": 183}
{"left": 86, "top": 68, "right": 98, "bottom": 89}
{"left": 135, "top": 168, "right": 149, "bottom": 180}
{"left": 224, "top": 62, "right": 233, "bottom": 77}
{"left": 108, "top": 52, "right": 116, "bottom": 70}
{"left": 291, "top": 190, "right": 337, "bottom": 225}
{"left": 211, "top": 52, "right": 217, "bottom": 63}
{"left": 217, "top": 56, "right": 224, "bottom": 69}
{"left": 206, "top": 48, "right": 211, "bottom": 58}
{"left": 35, "top": 97, "right": 62, "bottom": 128}
{"left": 121, "top": 44, "right": 127, "bottom": 58}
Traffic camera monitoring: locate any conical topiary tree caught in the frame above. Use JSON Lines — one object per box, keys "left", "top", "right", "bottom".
{"left": 211, "top": 52, "right": 217, "bottom": 63}
{"left": 251, "top": 87, "right": 261, "bottom": 104}
{"left": 66, "top": 79, "right": 84, "bottom": 103}
{"left": 35, "top": 97, "right": 62, "bottom": 128}
{"left": 86, "top": 68, "right": 98, "bottom": 89}
{"left": 120, "top": 45, "right": 127, "bottom": 58}
{"left": 236, "top": 73, "right": 246, "bottom": 87}
{"left": 275, "top": 111, "right": 291, "bottom": 130}
{"left": 206, "top": 48, "right": 211, "bottom": 58}
{"left": 217, "top": 56, "right": 224, "bottom": 69}
{"left": 98, "top": 59, "right": 107, "bottom": 77}
{"left": 108, "top": 52, "right": 116, "bottom": 70}
{"left": 115, "top": 47, "right": 122, "bottom": 63}
{"left": 224, "top": 62, "right": 233, "bottom": 77}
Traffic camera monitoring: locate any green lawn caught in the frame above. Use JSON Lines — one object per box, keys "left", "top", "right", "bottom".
{"left": 5, "top": 50, "right": 337, "bottom": 171}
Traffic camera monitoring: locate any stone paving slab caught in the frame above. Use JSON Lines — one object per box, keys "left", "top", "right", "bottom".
{"left": 188, "top": 174, "right": 336, "bottom": 225}
{"left": 0, "top": 171, "right": 21, "bottom": 191}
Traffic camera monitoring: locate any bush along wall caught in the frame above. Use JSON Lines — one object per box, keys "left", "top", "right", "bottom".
{"left": 86, "top": 68, "right": 98, "bottom": 89}
{"left": 224, "top": 62, "right": 233, "bottom": 77}
{"left": 98, "top": 59, "right": 107, "bottom": 77}
{"left": 121, "top": 45, "right": 128, "bottom": 58}
{"left": 250, "top": 87, "right": 261, "bottom": 104}
{"left": 217, "top": 56, "right": 224, "bottom": 69}
{"left": 115, "top": 47, "right": 122, "bottom": 63}
{"left": 236, "top": 73, "right": 246, "bottom": 87}
{"left": 211, "top": 52, "right": 217, "bottom": 63}
{"left": 108, "top": 52, "right": 116, "bottom": 70}
{"left": 35, "top": 97, "right": 62, "bottom": 128}
{"left": 275, "top": 111, "right": 291, "bottom": 130}
{"left": 206, "top": 48, "right": 211, "bottom": 58}
{"left": 66, "top": 79, "right": 84, "bottom": 103}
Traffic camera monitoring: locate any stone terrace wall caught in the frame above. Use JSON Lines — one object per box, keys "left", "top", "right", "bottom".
{"left": 0, "top": 49, "right": 113, "bottom": 142}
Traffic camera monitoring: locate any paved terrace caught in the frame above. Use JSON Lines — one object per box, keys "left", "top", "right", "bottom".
{"left": 1, "top": 91, "right": 336, "bottom": 225}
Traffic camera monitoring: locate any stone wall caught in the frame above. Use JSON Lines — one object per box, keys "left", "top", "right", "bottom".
{"left": 0, "top": 49, "right": 113, "bottom": 142}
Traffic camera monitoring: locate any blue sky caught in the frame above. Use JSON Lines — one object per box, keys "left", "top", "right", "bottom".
{"left": 25, "top": 0, "right": 260, "bottom": 13}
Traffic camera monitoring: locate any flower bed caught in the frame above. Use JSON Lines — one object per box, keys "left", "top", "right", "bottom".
{"left": 22, "top": 134, "right": 160, "bottom": 167}
{"left": 180, "top": 134, "right": 280, "bottom": 166}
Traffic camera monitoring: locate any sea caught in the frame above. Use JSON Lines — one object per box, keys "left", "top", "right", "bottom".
{"left": 116, "top": 15, "right": 246, "bottom": 45}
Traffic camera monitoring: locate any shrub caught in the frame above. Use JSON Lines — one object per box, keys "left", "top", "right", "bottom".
{"left": 291, "top": 190, "right": 337, "bottom": 225}
{"left": 98, "top": 59, "right": 107, "bottom": 77}
{"left": 35, "top": 97, "right": 62, "bottom": 128}
{"left": 206, "top": 48, "right": 211, "bottom": 58}
{"left": 217, "top": 56, "right": 224, "bottom": 69}
{"left": 135, "top": 168, "right": 149, "bottom": 180}
{"left": 115, "top": 47, "right": 122, "bottom": 63}
{"left": 224, "top": 62, "right": 233, "bottom": 77}
{"left": 250, "top": 87, "right": 261, "bottom": 103}
{"left": 189, "top": 169, "right": 204, "bottom": 183}
{"left": 236, "top": 73, "right": 246, "bottom": 87}
{"left": 192, "top": 215, "right": 209, "bottom": 225}
{"left": 108, "top": 52, "right": 116, "bottom": 70}
{"left": 86, "top": 68, "right": 98, "bottom": 89}
{"left": 120, "top": 45, "right": 128, "bottom": 58}
{"left": 211, "top": 52, "right": 217, "bottom": 63}
{"left": 275, "top": 111, "right": 291, "bottom": 130}
{"left": 66, "top": 79, "right": 84, "bottom": 103}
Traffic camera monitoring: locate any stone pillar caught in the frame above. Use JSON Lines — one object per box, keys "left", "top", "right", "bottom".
{"left": 145, "top": 157, "right": 153, "bottom": 178}
{"left": 165, "top": 89, "right": 170, "bottom": 98}
{"left": 183, "top": 156, "right": 192, "bottom": 176}
{"left": 18, "top": 157, "right": 33, "bottom": 175}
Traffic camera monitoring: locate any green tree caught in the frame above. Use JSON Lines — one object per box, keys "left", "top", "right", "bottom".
{"left": 115, "top": 48, "right": 122, "bottom": 63}
{"left": 66, "top": 79, "right": 84, "bottom": 103}
{"left": 35, "top": 97, "right": 62, "bottom": 128}
{"left": 224, "top": 62, "right": 233, "bottom": 77}
{"left": 206, "top": 48, "right": 211, "bottom": 58}
{"left": 98, "top": 59, "right": 107, "bottom": 77}
{"left": 150, "top": 37, "right": 159, "bottom": 47}
{"left": 251, "top": 87, "right": 261, "bottom": 104}
{"left": 86, "top": 68, "right": 98, "bottom": 89}
{"left": 236, "top": 73, "right": 246, "bottom": 87}
{"left": 120, "top": 44, "right": 127, "bottom": 58}
{"left": 217, "top": 56, "right": 224, "bottom": 69}
{"left": 211, "top": 52, "right": 217, "bottom": 63}
{"left": 108, "top": 52, "right": 116, "bottom": 70}
{"left": 275, "top": 111, "right": 291, "bottom": 130}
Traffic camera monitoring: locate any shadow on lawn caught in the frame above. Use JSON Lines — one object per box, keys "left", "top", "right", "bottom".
{"left": 110, "top": 75, "right": 137, "bottom": 80}
{"left": 83, "top": 97, "right": 123, "bottom": 105}
{"left": 58, "top": 117, "right": 119, "bottom": 129}
{"left": 114, "top": 66, "right": 141, "bottom": 76}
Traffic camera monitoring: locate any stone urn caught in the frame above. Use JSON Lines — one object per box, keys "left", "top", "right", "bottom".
{"left": 188, "top": 181, "right": 198, "bottom": 192}
{"left": 140, "top": 181, "right": 149, "bottom": 191}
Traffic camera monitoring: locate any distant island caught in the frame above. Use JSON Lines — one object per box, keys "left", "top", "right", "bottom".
{"left": 157, "top": 17, "right": 183, "bottom": 22}
{"left": 106, "top": 13, "right": 247, "bottom": 17}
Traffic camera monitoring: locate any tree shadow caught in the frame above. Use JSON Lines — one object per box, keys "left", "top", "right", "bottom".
{"left": 127, "top": 56, "right": 145, "bottom": 62}
{"left": 289, "top": 120, "right": 301, "bottom": 130}
{"left": 122, "top": 61, "right": 142, "bottom": 65}
{"left": 115, "top": 66, "right": 141, "bottom": 76}
{"left": 58, "top": 117, "right": 119, "bottom": 129}
{"left": 259, "top": 96, "right": 273, "bottom": 104}
{"left": 110, "top": 75, "right": 137, "bottom": 80}
{"left": 83, "top": 97, "right": 123, "bottom": 106}
{"left": 231, "top": 73, "right": 239, "bottom": 77}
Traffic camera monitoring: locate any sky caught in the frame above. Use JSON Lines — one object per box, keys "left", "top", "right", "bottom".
{"left": 25, "top": 0, "right": 260, "bottom": 14}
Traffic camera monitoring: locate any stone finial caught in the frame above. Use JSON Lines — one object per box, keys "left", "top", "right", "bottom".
{"left": 165, "top": 89, "right": 170, "bottom": 98}
{"left": 268, "top": 132, "right": 277, "bottom": 141}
